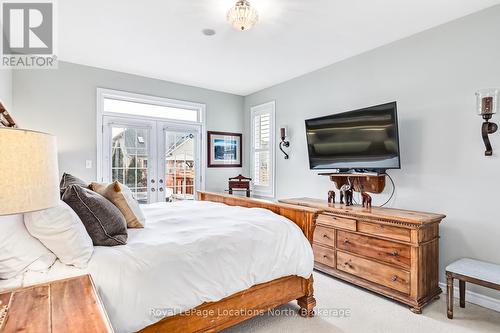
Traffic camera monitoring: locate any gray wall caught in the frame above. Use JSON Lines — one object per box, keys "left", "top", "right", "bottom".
{"left": 12, "top": 61, "right": 244, "bottom": 193}
{"left": 244, "top": 6, "right": 500, "bottom": 299}
{"left": 0, "top": 69, "right": 12, "bottom": 110}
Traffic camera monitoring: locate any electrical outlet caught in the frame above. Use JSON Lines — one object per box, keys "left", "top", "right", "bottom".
{"left": 85, "top": 160, "right": 92, "bottom": 169}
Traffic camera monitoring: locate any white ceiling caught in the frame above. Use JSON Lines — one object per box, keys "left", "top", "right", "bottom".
{"left": 59, "top": 0, "right": 500, "bottom": 96}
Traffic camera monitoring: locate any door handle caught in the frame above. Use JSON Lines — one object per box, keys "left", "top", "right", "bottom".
{"left": 159, "top": 188, "right": 164, "bottom": 192}
{"left": 151, "top": 179, "right": 155, "bottom": 184}
{"left": 151, "top": 188, "right": 156, "bottom": 192}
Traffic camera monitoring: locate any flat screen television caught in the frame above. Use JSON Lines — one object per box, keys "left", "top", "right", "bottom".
{"left": 305, "top": 102, "right": 400, "bottom": 172}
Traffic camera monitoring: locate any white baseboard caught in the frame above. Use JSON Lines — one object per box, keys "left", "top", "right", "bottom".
{"left": 439, "top": 282, "right": 500, "bottom": 312}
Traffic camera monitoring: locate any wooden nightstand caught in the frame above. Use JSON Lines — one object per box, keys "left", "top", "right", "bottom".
{"left": 0, "top": 274, "right": 113, "bottom": 333}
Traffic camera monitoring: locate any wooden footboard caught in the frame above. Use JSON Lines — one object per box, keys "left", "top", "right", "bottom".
{"left": 140, "top": 192, "right": 319, "bottom": 333}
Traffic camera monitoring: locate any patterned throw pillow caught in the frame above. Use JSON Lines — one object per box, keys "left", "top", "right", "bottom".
{"left": 62, "top": 185, "right": 127, "bottom": 246}
{"left": 90, "top": 181, "right": 146, "bottom": 228}
{"left": 59, "top": 173, "right": 88, "bottom": 196}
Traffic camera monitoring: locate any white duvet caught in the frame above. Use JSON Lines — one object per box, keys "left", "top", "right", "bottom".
{"left": 2, "top": 201, "right": 314, "bottom": 333}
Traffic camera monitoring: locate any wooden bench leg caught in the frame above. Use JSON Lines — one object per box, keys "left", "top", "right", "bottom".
{"left": 459, "top": 280, "right": 466, "bottom": 308}
{"left": 446, "top": 272, "right": 453, "bottom": 319}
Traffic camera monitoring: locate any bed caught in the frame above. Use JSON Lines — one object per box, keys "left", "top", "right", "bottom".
{"left": 0, "top": 192, "right": 318, "bottom": 333}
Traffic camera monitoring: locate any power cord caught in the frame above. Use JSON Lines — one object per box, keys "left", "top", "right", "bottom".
{"left": 342, "top": 173, "right": 395, "bottom": 207}
{"left": 379, "top": 173, "right": 395, "bottom": 207}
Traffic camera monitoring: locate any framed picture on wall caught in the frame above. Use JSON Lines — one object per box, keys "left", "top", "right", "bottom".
{"left": 207, "top": 131, "right": 242, "bottom": 167}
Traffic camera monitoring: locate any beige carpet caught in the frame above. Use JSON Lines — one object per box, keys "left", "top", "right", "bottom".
{"left": 224, "top": 271, "right": 500, "bottom": 333}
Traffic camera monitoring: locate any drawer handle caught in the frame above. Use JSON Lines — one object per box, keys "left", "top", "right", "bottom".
{"left": 344, "top": 239, "right": 350, "bottom": 244}
{"left": 323, "top": 234, "right": 328, "bottom": 238}
{"left": 323, "top": 255, "right": 329, "bottom": 259}
{"left": 390, "top": 251, "right": 398, "bottom": 257}
{"left": 391, "top": 275, "right": 398, "bottom": 282}
{"left": 344, "top": 262, "right": 353, "bottom": 268}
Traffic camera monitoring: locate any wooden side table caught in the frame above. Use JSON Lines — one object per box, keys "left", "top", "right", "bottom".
{"left": 0, "top": 274, "right": 113, "bottom": 332}
{"left": 446, "top": 258, "right": 500, "bottom": 319}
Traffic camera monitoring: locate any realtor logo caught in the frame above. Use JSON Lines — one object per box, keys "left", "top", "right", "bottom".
{"left": 1, "top": 0, "right": 57, "bottom": 68}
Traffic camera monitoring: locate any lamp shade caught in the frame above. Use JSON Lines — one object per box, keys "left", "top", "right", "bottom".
{"left": 0, "top": 128, "right": 59, "bottom": 215}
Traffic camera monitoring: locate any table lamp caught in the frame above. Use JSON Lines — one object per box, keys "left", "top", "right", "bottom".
{"left": 0, "top": 128, "right": 60, "bottom": 215}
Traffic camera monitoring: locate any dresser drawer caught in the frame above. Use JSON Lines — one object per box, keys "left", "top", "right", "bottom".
{"left": 357, "top": 221, "right": 411, "bottom": 242}
{"left": 337, "top": 251, "right": 410, "bottom": 294}
{"left": 337, "top": 230, "right": 411, "bottom": 268}
{"left": 317, "top": 214, "right": 356, "bottom": 231}
{"left": 313, "top": 225, "right": 335, "bottom": 248}
{"left": 313, "top": 244, "right": 335, "bottom": 267}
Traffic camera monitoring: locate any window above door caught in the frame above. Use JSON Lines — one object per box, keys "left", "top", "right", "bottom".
{"left": 97, "top": 88, "right": 205, "bottom": 124}
{"left": 103, "top": 98, "right": 199, "bottom": 122}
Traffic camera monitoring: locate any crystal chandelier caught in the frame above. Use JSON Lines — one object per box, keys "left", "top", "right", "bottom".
{"left": 227, "top": 0, "right": 259, "bottom": 31}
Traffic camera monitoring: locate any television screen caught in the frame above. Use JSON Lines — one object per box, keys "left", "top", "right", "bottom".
{"left": 305, "top": 102, "right": 400, "bottom": 171}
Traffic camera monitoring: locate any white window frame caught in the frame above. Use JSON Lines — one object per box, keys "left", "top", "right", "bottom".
{"left": 96, "top": 88, "right": 206, "bottom": 192}
{"left": 250, "top": 101, "right": 276, "bottom": 198}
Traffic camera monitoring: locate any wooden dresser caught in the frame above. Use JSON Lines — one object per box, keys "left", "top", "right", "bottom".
{"left": 280, "top": 198, "right": 446, "bottom": 313}
{"left": 0, "top": 275, "right": 113, "bottom": 333}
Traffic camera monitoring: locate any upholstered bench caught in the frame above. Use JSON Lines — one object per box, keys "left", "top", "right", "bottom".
{"left": 446, "top": 258, "right": 500, "bottom": 319}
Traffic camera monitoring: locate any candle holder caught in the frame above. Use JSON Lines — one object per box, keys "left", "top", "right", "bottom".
{"left": 476, "top": 89, "right": 499, "bottom": 156}
{"left": 279, "top": 127, "right": 290, "bottom": 159}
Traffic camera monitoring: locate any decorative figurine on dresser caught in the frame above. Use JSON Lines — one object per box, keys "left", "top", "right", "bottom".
{"left": 361, "top": 191, "right": 372, "bottom": 208}
{"left": 339, "top": 179, "right": 354, "bottom": 206}
{"left": 327, "top": 190, "right": 336, "bottom": 204}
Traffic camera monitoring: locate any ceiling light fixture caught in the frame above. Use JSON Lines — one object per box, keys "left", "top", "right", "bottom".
{"left": 227, "top": 0, "right": 259, "bottom": 31}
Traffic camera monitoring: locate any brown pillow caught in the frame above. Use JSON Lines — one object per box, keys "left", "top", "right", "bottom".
{"left": 60, "top": 173, "right": 88, "bottom": 196}
{"left": 62, "top": 184, "right": 127, "bottom": 246}
{"left": 90, "top": 181, "right": 145, "bottom": 228}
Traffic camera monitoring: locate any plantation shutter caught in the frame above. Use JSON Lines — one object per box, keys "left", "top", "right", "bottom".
{"left": 250, "top": 102, "right": 275, "bottom": 197}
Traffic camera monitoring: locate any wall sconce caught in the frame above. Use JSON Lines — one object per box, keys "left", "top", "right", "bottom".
{"left": 279, "top": 127, "right": 290, "bottom": 159}
{"left": 476, "top": 89, "right": 499, "bottom": 156}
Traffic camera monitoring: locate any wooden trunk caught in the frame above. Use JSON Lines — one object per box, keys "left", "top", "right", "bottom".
{"left": 280, "top": 197, "right": 445, "bottom": 313}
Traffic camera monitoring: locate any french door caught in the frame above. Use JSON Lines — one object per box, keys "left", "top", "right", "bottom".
{"left": 102, "top": 116, "right": 201, "bottom": 203}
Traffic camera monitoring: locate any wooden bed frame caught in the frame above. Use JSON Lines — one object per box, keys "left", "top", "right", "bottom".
{"left": 140, "top": 191, "right": 319, "bottom": 333}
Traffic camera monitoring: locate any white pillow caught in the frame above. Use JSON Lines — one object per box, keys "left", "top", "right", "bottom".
{"left": 24, "top": 201, "right": 94, "bottom": 268}
{"left": 0, "top": 214, "right": 56, "bottom": 279}
{"left": 121, "top": 184, "right": 146, "bottom": 227}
